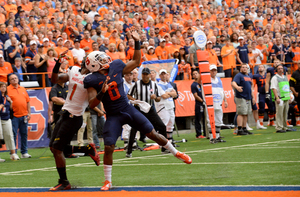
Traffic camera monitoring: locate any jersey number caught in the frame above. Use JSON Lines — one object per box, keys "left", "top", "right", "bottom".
{"left": 108, "top": 81, "right": 121, "bottom": 101}
{"left": 259, "top": 79, "right": 266, "bottom": 87}
{"left": 70, "top": 84, "right": 77, "bottom": 100}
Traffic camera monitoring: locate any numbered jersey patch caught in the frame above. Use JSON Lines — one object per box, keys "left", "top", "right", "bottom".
{"left": 62, "top": 66, "right": 89, "bottom": 116}
{"left": 84, "top": 59, "right": 129, "bottom": 115}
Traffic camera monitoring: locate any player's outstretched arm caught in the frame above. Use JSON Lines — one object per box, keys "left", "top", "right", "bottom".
{"left": 123, "top": 31, "right": 141, "bottom": 75}
{"left": 88, "top": 76, "right": 110, "bottom": 109}
{"left": 51, "top": 51, "right": 69, "bottom": 84}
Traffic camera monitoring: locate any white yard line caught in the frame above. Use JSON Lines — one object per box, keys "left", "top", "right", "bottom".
{"left": 0, "top": 138, "right": 299, "bottom": 176}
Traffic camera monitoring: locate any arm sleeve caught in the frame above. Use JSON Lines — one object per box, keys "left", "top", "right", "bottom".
{"left": 191, "top": 83, "right": 197, "bottom": 94}
{"left": 233, "top": 74, "right": 241, "bottom": 84}
{"left": 49, "top": 87, "right": 58, "bottom": 101}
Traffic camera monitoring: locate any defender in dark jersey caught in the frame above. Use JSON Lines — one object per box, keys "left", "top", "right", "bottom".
{"left": 83, "top": 32, "right": 192, "bottom": 191}
{"left": 253, "top": 65, "right": 275, "bottom": 128}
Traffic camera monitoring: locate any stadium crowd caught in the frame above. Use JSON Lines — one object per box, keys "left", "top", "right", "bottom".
{"left": 1, "top": 0, "right": 300, "bottom": 162}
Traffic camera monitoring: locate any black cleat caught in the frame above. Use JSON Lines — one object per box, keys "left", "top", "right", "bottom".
{"left": 276, "top": 130, "right": 286, "bottom": 133}
{"left": 49, "top": 179, "right": 71, "bottom": 191}
{"left": 243, "top": 129, "right": 253, "bottom": 135}
{"left": 237, "top": 129, "right": 248, "bottom": 135}
{"left": 216, "top": 138, "right": 226, "bottom": 142}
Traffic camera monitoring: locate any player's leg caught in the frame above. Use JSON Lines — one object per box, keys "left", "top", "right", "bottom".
{"left": 257, "top": 94, "right": 267, "bottom": 129}
{"left": 129, "top": 107, "right": 192, "bottom": 164}
{"left": 258, "top": 93, "right": 266, "bottom": 125}
{"left": 166, "top": 109, "right": 175, "bottom": 144}
{"left": 266, "top": 98, "right": 276, "bottom": 126}
{"left": 49, "top": 113, "right": 83, "bottom": 191}
{"left": 157, "top": 108, "right": 172, "bottom": 141}
{"left": 101, "top": 115, "right": 123, "bottom": 191}
{"left": 122, "top": 124, "right": 131, "bottom": 149}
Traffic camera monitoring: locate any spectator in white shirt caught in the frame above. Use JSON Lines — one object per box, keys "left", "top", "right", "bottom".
{"left": 71, "top": 39, "right": 86, "bottom": 67}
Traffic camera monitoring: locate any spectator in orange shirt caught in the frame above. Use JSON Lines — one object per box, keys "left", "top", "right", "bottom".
{"left": 145, "top": 46, "right": 158, "bottom": 61}
{"left": 54, "top": 37, "right": 68, "bottom": 57}
{"left": 106, "top": 43, "right": 120, "bottom": 61}
{"left": 206, "top": 40, "right": 222, "bottom": 68}
{"left": 7, "top": 74, "right": 31, "bottom": 158}
{"left": 117, "top": 43, "right": 126, "bottom": 63}
{"left": 221, "top": 38, "right": 237, "bottom": 77}
{"left": 0, "top": 54, "right": 13, "bottom": 83}
{"left": 155, "top": 39, "right": 171, "bottom": 60}
{"left": 80, "top": 30, "right": 93, "bottom": 54}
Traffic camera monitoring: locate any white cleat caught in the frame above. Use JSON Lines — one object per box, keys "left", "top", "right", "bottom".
{"left": 246, "top": 124, "right": 253, "bottom": 131}
{"left": 10, "top": 153, "right": 20, "bottom": 160}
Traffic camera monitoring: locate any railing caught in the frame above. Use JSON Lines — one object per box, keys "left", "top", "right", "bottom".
{"left": 0, "top": 72, "right": 52, "bottom": 89}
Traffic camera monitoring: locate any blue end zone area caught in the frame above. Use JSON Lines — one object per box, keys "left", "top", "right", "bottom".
{"left": 1, "top": 186, "right": 300, "bottom": 192}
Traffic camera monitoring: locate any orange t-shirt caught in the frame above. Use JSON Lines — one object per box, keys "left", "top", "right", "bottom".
{"left": 4, "top": 4, "right": 18, "bottom": 17}
{"left": 106, "top": 51, "right": 120, "bottom": 61}
{"left": 66, "top": 50, "right": 74, "bottom": 66}
{"left": 292, "top": 47, "right": 300, "bottom": 71}
{"left": 55, "top": 47, "right": 68, "bottom": 56}
{"left": 126, "top": 47, "right": 134, "bottom": 60}
{"left": 118, "top": 52, "right": 126, "bottom": 63}
{"left": 221, "top": 45, "right": 236, "bottom": 70}
{"left": 7, "top": 84, "right": 30, "bottom": 118}
{"left": 256, "top": 44, "right": 268, "bottom": 64}
{"left": 155, "top": 23, "right": 169, "bottom": 37}
{"left": 155, "top": 46, "right": 170, "bottom": 60}
{"left": 80, "top": 38, "right": 93, "bottom": 54}
{"left": 145, "top": 53, "right": 158, "bottom": 61}
{"left": 207, "top": 49, "right": 218, "bottom": 66}
{"left": 0, "top": 13, "right": 5, "bottom": 24}
{"left": 0, "top": 62, "right": 13, "bottom": 83}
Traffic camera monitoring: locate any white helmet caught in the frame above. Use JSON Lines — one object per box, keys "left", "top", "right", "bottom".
{"left": 85, "top": 51, "right": 112, "bottom": 72}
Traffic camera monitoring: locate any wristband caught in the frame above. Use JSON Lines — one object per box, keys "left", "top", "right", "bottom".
{"left": 134, "top": 41, "right": 140, "bottom": 50}
{"left": 96, "top": 91, "right": 105, "bottom": 101}
{"left": 52, "top": 60, "right": 61, "bottom": 74}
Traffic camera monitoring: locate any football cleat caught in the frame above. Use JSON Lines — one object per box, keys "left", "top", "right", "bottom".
{"left": 175, "top": 152, "right": 192, "bottom": 164}
{"left": 87, "top": 143, "right": 100, "bottom": 166}
{"left": 101, "top": 180, "right": 112, "bottom": 191}
{"left": 49, "top": 179, "right": 71, "bottom": 191}
{"left": 268, "top": 120, "right": 275, "bottom": 126}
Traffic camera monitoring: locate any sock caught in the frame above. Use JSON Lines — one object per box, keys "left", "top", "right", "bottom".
{"left": 166, "top": 131, "right": 173, "bottom": 142}
{"left": 238, "top": 126, "right": 242, "bottom": 130}
{"left": 216, "top": 126, "right": 220, "bottom": 138}
{"left": 243, "top": 127, "right": 246, "bottom": 131}
{"left": 258, "top": 116, "right": 264, "bottom": 123}
{"left": 57, "top": 167, "right": 67, "bottom": 180}
{"left": 103, "top": 164, "right": 112, "bottom": 182}
{"left": 163, "top": 141, "right": 178, "bottom": 155}
{"left": 209, "top": 133, "right": 213, "bottom": 140}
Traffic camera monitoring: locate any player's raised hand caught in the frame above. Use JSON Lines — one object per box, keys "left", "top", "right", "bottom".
{"left": 101, "top": 76, "right": 110, "bottom": 93}
{"left": 131, "top": 31, "right": 140, "bottom": 41}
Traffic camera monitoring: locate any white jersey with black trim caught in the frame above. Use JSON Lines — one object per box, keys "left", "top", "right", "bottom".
{"left": 62, "top": 66, "right": 89, "bottom": 116}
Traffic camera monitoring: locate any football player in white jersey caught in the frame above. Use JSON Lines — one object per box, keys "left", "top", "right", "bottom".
{"left": 49, "top": 56, "right": 102, "bottom": 191}
{"left": 209, "top": 64, "right": 228, "bottom": 143}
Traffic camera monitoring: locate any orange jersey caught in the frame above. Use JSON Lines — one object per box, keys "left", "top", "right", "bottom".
{"left": 292, "top": 47, "right": 300, "bottom": 71}
{"left": 207, "top": 49, "right": 219, "bottom": 66}
{"left": 145, "top": 53, "right": 158, "bottom": 61}
{"left": 106, "top": 51, "right": 120, "bottom": 61}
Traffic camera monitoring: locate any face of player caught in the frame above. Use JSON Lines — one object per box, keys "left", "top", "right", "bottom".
{"left": 210, "top": 69, "right": 217, "bottom": 78}
{"left": 258, "top": 65, "right": 265, "bottom": 73}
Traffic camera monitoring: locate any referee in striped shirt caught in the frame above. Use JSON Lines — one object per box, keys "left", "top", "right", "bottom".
{"left": 127, "top": 68, "right": 168, "bottom": 156}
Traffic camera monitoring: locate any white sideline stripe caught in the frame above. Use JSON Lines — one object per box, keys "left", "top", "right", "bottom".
{"left": 0, "top": 138, "right": 299, "bottom": 176}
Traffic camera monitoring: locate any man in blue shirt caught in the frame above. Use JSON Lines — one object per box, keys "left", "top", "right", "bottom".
{"left": 236, "top": 37, "right": 249, "bottom": 70}
{"left": 191, "top": 70, "right": 206, "bottom": 139}
{"left": 7, "top": 37, "right": 22, "bottom": 64}
{"left": 232, "top": 63, "right": 255, "bottom": 135}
